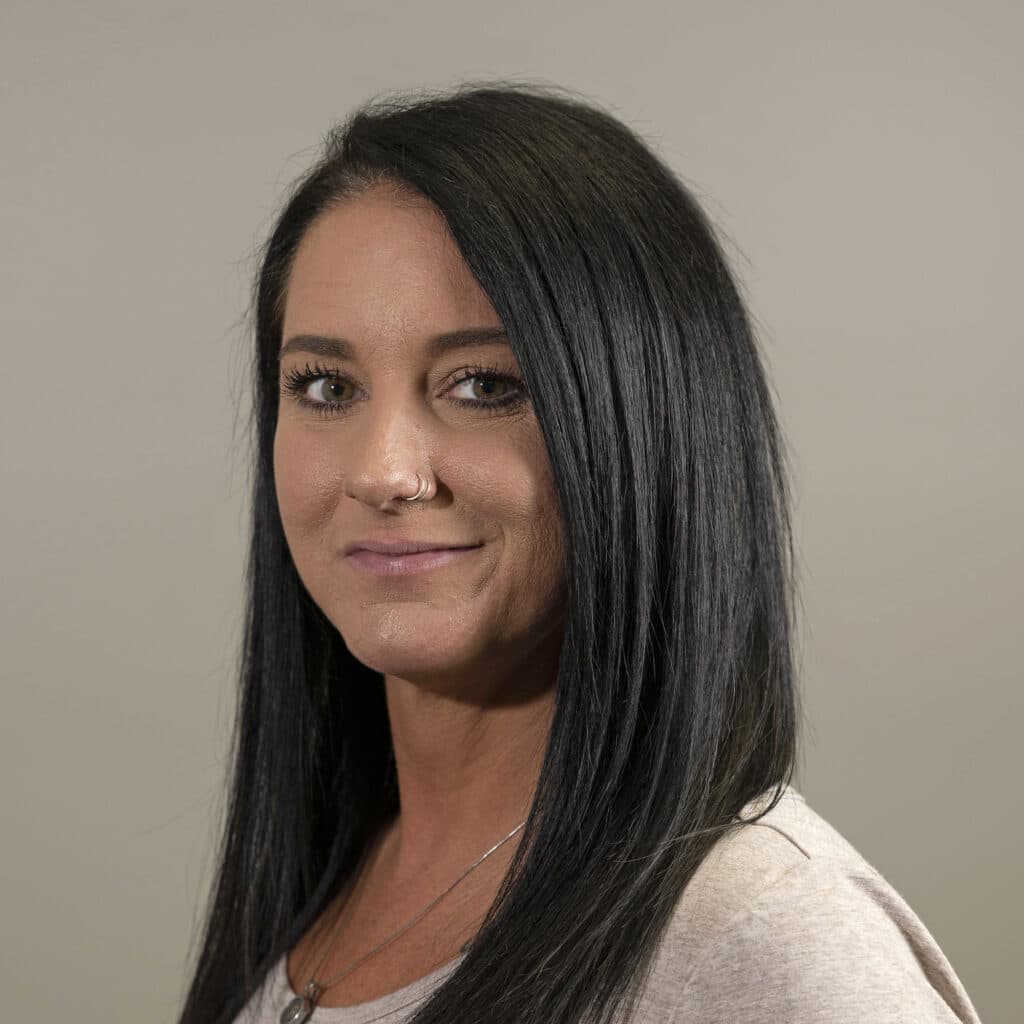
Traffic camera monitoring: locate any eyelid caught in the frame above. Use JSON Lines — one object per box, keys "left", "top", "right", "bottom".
{"left": 280, "top": 360, "right": 515, "bottom": 393}
{"left": 279, "top": 359, "right": 526, "bottom": 416}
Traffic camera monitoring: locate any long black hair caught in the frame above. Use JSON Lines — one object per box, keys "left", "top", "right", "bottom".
{"left": 178, "top": 80, "right": 802, "bottom": 1024}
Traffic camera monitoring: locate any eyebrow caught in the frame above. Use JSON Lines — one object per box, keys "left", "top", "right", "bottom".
{"left": 278, "top": 327, "right": 511, "bottom": 363}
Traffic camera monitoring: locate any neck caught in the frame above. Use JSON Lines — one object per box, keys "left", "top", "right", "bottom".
{"left": 377, "top": 647, "right": 558, "bottom": 890}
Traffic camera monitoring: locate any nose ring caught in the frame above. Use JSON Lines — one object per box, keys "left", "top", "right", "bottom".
{"left": 401, "top": 474, "right": 430, "bottom": 502}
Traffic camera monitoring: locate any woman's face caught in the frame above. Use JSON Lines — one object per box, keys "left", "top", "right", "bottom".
{"left": 274, "top": 185, "right": 568, "bottom": 699}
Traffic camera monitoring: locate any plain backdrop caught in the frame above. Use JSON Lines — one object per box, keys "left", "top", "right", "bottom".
{"left": 1, "top": 2, "right": 1018, "bottom": 1021}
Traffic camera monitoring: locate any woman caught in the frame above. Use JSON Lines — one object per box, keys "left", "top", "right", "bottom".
{"left": 179, "top": 82, "right": 982, "bottom": 1024}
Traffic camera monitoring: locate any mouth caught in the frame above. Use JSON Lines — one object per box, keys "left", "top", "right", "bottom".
{"left": 345, "top": 543, "right": 484, "bottom": 576}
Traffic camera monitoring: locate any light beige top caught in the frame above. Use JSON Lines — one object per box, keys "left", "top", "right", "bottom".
{"left": 233, "top": 784, "right": 983, "bottom": 1023}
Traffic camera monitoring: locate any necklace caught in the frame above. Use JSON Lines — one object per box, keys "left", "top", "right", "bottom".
{"left": 280, "top": 818, "right": 527, "bottom": 1024}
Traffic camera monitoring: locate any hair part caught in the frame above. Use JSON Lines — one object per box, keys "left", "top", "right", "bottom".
{"left": 178, "top": 79, "right": 802, "bottom": 1024}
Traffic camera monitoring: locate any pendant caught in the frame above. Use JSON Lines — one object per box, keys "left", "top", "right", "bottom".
{"left": 280, "top": 981, "right": 321, "bottom": 1024}
{"left": 279, "top": 995, "right": 313, "bottom": 1024}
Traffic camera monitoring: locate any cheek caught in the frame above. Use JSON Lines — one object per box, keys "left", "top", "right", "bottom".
{"left": 521, "top": 489, "right": 568, "bottom": 596}
{"left": 273, "top": 425, "right": 340, "bottom": 542}
{"left": 490, "top": 438, "right": 568, "bottom": 608}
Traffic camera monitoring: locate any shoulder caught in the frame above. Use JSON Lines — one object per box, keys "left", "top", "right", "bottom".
{"left": 645, "top": 785, "right": 982, "bottom": 1024}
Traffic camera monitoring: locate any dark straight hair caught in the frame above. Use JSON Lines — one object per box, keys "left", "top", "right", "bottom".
{"left": 178, "top": 80, "right": 802, "bottom": 1024}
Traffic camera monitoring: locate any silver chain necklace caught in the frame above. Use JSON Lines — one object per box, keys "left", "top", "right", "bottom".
{"left": 280, "top": 819, "right": 527, "bottom": 1024}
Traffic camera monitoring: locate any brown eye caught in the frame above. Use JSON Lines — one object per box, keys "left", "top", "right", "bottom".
{"left": 468, "top": 377, "right": 513, "bottom": 400}
{"left": 280, "top": 361, "right": 527, "bottom": 419}
{"left": 448, "top": 369, "right": 526, "bottom": 412}
{"left": 280, "top": 363, "right": 353, "bottom": 418}
{"left": 308, "top": 378, "right": 352, "bottom": 403}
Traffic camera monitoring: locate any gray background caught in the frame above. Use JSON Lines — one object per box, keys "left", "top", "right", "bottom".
{"left": 1, "top": 2, "right": 1018, "bottom": 1021}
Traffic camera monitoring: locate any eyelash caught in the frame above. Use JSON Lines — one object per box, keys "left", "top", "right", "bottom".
{"left": 279, "top": 360, "right": 527, "bottom": 419}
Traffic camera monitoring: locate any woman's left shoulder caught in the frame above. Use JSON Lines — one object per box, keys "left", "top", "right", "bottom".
{"left": 660, "top": 786, "right": 983, "bottom": 1023}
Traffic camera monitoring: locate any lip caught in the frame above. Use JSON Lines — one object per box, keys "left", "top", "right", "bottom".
{"left": 345, "top": 544, "right": 484, "bottom": 576}
{"left": 343, "top": 538, "right": 482, "bottom": 556}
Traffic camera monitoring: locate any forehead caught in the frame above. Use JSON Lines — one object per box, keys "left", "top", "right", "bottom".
{"left": 282, "top": 187, "right": 501, "bottom": 347}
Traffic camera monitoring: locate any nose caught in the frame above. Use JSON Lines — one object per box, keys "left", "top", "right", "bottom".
{"left": 342, "top": 391, "right": 436, "bottom": 510}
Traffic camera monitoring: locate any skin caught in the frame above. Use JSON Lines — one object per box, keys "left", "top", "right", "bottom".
{"left": 274, "top": 184, "right": 568, "bottom": 1002}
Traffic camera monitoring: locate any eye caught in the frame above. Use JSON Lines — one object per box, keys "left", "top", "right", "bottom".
{"left": 279, "top": 360, "right": 527, "bottom": 418}
{"left": 280, "top": 364, "right": 353, "bottom": 415}
{"left": 447, "top": 365, "right": 524, "bottom": 409}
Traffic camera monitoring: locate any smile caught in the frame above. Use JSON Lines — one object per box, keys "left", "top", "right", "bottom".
{"left": 345, "top": 544, "right": 484, "bottom": 576}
